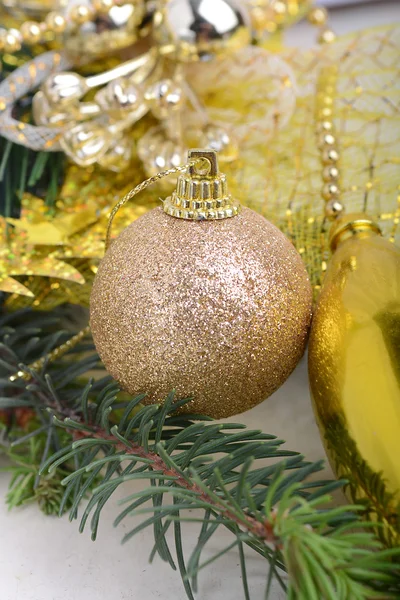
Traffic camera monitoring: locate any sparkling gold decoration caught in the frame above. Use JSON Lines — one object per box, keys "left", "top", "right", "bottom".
{"left": 135, "top": 44, "right": 296, "bottom": 177}
{"left": 45, "top": 11, "right": 67, "bottom": 34}
{"left": 308, "top": 62, "right": 400, "bottom": 547}
{"left": 70, "top": 4, "right": 94, "bottom": 25}
{"left": 3, "top": 25, "right": 400, "bottom": 313}
{"left": 144, "top": 78, "right": 184, "bottom": 120}
{"left": 234, "top": 25, "right": 400, "bottom": 296}
{"left": 163, "top": 150, "right": 241, "bottom": 220}
{"left": 187, "top": 45, "right": 296, "bottom": 149}
{"left": 0, "top": 0, "right": 144, "bottom": 57}
{"left": 154, "top": 0, "right": 251, "bottom": 62}
{"left": 90, "top": 150, "right": 313, "bottom": 418}
{"left": 318, "top": 28, "right": 336, "bottom": 45}
{"left": 0, "top": 0, "right": 304, "bottom": 177}
{"left": 1, "top": 0, "right": 300, "bottom": 176}
{"left": 9, "top": 325, "right": 91, "bottom": 382}
{"left": 0, "top": 212, "right": 86, "bottom": 298}
{"left": 0, "top": 192, "right": 99, "bottom": 300}
{"left": 19, "top": 20, "right": 41, "bottom": 44}
{"left": 0, "top": 51, "right": 72, "bottom": 152}
{"left": 41, "top": 52, "right": 154, "bottom": 108}
{"left": 19, "top": 44, "right": 294, "bottom": 175}
{"left": 34, "top": 0, "right": 254, "bottom": 173}
{"left": 2, "top": 0, "right": 64, "bottom": 19}
{"left": 2, "top": 162, "right": 159, "bottom": 309}
{"left": 309, "top": 219, "right": 400, "bottom": 547}
{"left": 93, "top": 0, "right": 115, "bottom": 14}
{"left": 2, "top": 27, "right": 22, "bottom": 52}
{"left": 307, "top": 6, "right": 327, "bottom": 26}
{"left": 6, "top": 197, "right": 100, "bottom": 246}
{"left": 245, "top": 0, "right": 312, "bottom": 38}
{"left": 1, "top": 0, "right": 314, "bottom": 53}
{"left": 64, "top": 1, "right": 146, "bottom": 60}
{"left": 324, "top": 199, "right": 344, "bottom": 220}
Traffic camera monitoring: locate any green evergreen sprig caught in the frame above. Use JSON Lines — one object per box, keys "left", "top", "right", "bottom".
{"left": 325, "top": 414, "right": 400, "bottom": 548}
{"left": 0, "top": 137, "right": 65, "bottom": 218}
{"left": 0, "top": 56, "right": 66, "bottom": 219}
{"left": 1, "top": 308, "right": 400, "bottom": 599}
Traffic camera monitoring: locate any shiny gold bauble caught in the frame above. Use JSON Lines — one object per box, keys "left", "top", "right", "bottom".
{"left": 154, "top": 0, "right": 252, "bottom": 62}
{"left": 2, "top": 0, "right": 63, "bottom": 19}
{"left": 90, "top": 204, "right": 312, "bottom": 418}
{"left": 309, "top": 214, "right": 400, "bottom": 546}
{"left": 137, "top": 127, "right": 185, "bottom": 183}
{"left": 307, "top": 6, "right": 328, "bottom": 26}
{"left": 65, "top": 1, "right": 145, "bottom": 60}
{"left": 244, "top": 0, "right": 312, "bottom": 37}
{"left": 1, "top": 28, "right": 22, "bottom": 52}
{"left": 318, "top": 28, "right": 336, "bottom": 45}
{"left": 45, "top": 11, "right": 67, "bottom": 33}
{"left": 92, "top": 0, "right": 115, "bottom": 13}
{"left": 20, "top": 20, "right": 42, "bottom": 44}
{"left": 145, "top": 78, "right": 184, "bottom": 120}
{"left": 69, "top": 3, "right": 94, "bottom": 25}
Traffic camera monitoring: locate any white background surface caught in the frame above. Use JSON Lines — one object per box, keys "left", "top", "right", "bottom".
{"left": 1, "top": 2, "right": 400, "bottom": 600}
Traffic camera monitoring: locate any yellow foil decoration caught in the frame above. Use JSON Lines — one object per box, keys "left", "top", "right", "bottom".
{"left": 0, "top": 214, "right": 86, "bottom": 298}
{"left": 3, "top": 25, "right": 400, "bottom": 311}
{"left": 309, "top": 219, "right": 400, "bottom": 547}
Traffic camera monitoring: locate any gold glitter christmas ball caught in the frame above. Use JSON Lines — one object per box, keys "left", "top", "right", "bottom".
{"left": 90, "top": 153, "right": 312, "bottom": 418}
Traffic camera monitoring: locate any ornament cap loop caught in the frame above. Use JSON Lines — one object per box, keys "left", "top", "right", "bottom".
{"left": 188, "top": 149, "right": 218, "bottom": 177}
{"left": 164, "top": 149, "right": 241, "bottom": 221}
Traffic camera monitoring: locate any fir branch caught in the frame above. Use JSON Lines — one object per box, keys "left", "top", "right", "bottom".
{"left": 40, "top": 395, "right": 400, "bottom": 599}
{"left": 62, "top": 424, "right": 283, "bottom": 547}
{"left": 1, "top": 308, "right": 400, "bottom": 599}
{"left": 0, "top": 307, "right": 103, "bottom": 511}
{"left": 0, "top": 137, "right": 65, "bottom": 217}
{"left": 0, "top": 432, "right": 99, "bottom": 514}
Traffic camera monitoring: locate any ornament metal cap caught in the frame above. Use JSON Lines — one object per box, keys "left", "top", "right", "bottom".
{"left": 163, "top": 149, "right": 241, "bottom": 221}
{"left": 329, "top": 212, "right": 382, "bottom": 252}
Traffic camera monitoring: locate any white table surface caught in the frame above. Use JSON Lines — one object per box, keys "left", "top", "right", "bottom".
{"left": 1, "top": 3, "right": 400, "bottom": 600}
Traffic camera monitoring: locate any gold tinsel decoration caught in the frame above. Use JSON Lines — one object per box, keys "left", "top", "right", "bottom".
{"left": 1, "top": 24, "right": 399, "bottom": 312}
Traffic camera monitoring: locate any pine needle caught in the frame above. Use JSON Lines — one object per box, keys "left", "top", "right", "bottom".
{"left": 1, "top": 308, "right": 399, "bottom": 600}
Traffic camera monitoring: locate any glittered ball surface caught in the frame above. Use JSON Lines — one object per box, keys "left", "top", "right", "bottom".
{"left": 90, "top": 207, "right": 312, "bottom": 418}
